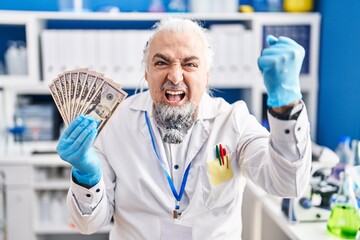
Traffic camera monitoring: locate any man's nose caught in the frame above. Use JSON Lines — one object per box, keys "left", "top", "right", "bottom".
{"left": 167, "top": 65, "right": 184, "bottom": 85}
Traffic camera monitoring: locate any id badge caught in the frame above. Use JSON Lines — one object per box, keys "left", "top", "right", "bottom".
{"left": 161, "top": 219, "right": 193, "bottom": 240}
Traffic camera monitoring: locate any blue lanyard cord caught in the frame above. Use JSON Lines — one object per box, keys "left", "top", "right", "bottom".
{"left": 144, "top": 111, "right": 191, "bottom": 209}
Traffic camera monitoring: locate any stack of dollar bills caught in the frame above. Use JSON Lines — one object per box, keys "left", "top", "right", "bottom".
{"left": 49, "top": 68, "right": 128, "bottom": 133}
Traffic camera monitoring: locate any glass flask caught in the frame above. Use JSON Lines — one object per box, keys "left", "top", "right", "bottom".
{"left": 327, "top": 172, "right": 360, "bottom": 238}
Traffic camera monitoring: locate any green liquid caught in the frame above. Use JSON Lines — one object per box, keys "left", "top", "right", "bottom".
{"left": 327, "top": 205, "right": 360, "bottom": 238}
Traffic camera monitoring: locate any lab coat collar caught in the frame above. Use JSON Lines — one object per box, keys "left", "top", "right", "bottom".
{"left": 129, "top": 90, "right": 220, "bottom": 120}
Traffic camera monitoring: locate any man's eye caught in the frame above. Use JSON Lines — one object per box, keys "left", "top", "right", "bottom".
{"left": 154, "top": 61, "right": 167, "bottom": 66}
{"left": 184, "top": 63, "right": 198, "bottom": 68}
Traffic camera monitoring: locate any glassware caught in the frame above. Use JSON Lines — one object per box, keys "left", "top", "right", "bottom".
{"left": 329, "top": 136, "right": 353, "bottom": 184}
{"left": 58, "top": 0, "right": 91, "bottom": 12}
{"left": 348, "top": 165, "right": 360, "bottom": 208}
{"left": 327, "top": 172, "right": 360, "bottom": 238}
{"left": 4, "top": 41, "right": 28, "bottom": 75}
{"left": 168, "top": 0, "right": 187, "bottom": 12}
{"left": 148, "top": 0, "right": 165, "bottom": 12}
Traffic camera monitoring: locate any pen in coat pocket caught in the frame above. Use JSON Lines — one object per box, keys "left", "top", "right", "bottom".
{"left": 216, "top": 144, "right": 222, "bottom": 166}
{"left": 219, "top": 144, "right": 225, "bottom": 165}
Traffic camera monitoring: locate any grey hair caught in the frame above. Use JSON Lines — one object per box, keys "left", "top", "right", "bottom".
{"left": 142, "top": 17, "right": 214, "bottom": 72}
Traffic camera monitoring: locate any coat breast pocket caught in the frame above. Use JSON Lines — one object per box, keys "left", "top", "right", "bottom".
{"left": 201, "top": 151, "right": 238, "bottom": 209}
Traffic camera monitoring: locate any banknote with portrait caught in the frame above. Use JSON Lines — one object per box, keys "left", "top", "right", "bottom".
{"left": 49, "top": 68, "right": 128, "bottom": 133}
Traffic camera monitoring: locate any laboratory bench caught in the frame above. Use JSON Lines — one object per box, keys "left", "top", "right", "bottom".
{"left": 244, "top": 180, "right": 350, "bottom": 240}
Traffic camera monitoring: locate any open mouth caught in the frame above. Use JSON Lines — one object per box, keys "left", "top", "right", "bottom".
{"left": 165, "top": 90, "right": 186, "bottom": 103}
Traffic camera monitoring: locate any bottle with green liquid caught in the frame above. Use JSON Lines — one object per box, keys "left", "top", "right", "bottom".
{"left": 327, "top": 172, "right": 360, "bottom": 238}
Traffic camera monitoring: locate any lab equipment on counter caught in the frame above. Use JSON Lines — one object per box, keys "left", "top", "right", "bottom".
{"left": 15, "top": 103, "right": 56, "bottom": 141}
{"left": 282, "top": 198, "right": 297, "bottom": 223}
{"left": 4, "top": 41, "right": 28, "bottom": 75}
{"left": 282, "top": 142, "right": 339, "bottom": 222}
{"left": 327, "top": 171, "right": 360, "bottom": 238}
{"left": 12, "top": 93, "right": 64, "bottom": 142}
{"left": 6, "top": 115, "right": 26, "bottom": 155}
{"left": 329, "top": 136, "right": 353, "bottom": 185}
{"left": 352, "top": 139, "right": 360, "bottom": 166}
{"left": 347, "top": 165, "right": 360, "bottom": 208}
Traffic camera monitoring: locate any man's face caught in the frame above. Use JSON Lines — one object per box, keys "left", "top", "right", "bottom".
{"left": 145, "top": 30, "right": 209, "bottom": 144}
{"left": 145, "top": 30, "right": 209, "bottom": 108}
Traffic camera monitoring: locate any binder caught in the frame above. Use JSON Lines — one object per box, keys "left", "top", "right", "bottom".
{"left": 210, "top": 24, "right": 245, "bottom": 87}
{"left": 57, "top": 30, "right": 72, "bottom": 73}
{"left": 69, "top": 30, "right": 84, "bottom": 69}
{"left": 112, "top": 30, "right": 125, "bottom": 85}
{"left": 81, "top": 30, "right": 97, "bottom": 71}
{"left": 41, "top": 30, "right": 59, "bottom": 82}
{"left": 96, "top": 30, "right": 115, "bottom": 79}
{"left": 242, "top": 30, "right": 254, "bottom": 85}
{"left": 208, "top": 30, "right": 226, "bottom": 86}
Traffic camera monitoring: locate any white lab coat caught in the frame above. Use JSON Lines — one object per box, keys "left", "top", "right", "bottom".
{"left": 67, "top": 91, "right": 311, "bottom": 240}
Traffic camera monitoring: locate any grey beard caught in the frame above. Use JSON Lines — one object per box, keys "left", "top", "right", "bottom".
{"left": 154, "top": 102, "right": 197, "bottom": 144}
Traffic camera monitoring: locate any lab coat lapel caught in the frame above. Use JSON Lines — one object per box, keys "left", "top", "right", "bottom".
{"left": 183, "top": 93, "right": 218, "bottom": 168}
{"left": 184, "top": 119, "right": 209, "bottom": 168}
{"left": 135, "top": 93, "right": 171, "bottom": 172}
{"left": 139, "top": 112, "right": 171, "bottom": 172}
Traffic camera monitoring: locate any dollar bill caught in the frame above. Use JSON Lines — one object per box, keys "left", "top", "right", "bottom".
{"left": 48, "top": 68, "right": 127, "bottom": 133}
{"left": 72, "top": 70, "right": 89, "bottom": 119}
{"left": 58, "top": 73, "right": 69, "bottom": 117}
{"left": 84, "top": 79, "right": 127, "bottom": 132}
{"left": 78, "top": 75, "right": 105, "bottom": 115}
{"left": 53, "top": 78, "right": 70, "bottom": 124}
{"left": 68, "top": 68, "right": 88, "bottom": 121}
{"left": 49, "top": 81, "right": 69, "bottom": 125}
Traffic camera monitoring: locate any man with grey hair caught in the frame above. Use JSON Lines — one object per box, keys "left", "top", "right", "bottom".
{"left": 57, "top": 17, "right": 311, "bottom": 239}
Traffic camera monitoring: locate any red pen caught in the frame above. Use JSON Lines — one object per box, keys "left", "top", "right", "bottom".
{"left": 219, "top": 144, "right": 225, "bottom": 165}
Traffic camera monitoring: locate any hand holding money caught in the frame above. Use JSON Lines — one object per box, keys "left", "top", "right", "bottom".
{"left": 56, "top": 115, "right": 101, "bottom": 186}
{"left": 49, "top": 68, "right": 128, "bottom": 133}
{"left": 50, "top": 68, "right": 127, "bottom": 186}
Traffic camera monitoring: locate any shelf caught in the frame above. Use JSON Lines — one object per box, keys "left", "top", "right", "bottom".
{"left": 0, "top": 81, "right": 51, "bottom": 93}
{"left": 0, "top": 75, "right": 36, "bottom": 87}
{"left": 0, "top": 13, "right": 30, "bottom": 25}
{"left": 0, "top": 10, "right": 320, "bottom": 22}
{"left": 33, "top": 180, "right": 69, "bottom": 190}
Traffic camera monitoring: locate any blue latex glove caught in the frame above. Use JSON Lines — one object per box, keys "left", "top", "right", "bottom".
{"left": 258, "top": 35, "right": 305, "bottom": 107}
{"left": 57, "top": 115, "right": 101, "bottom": 186}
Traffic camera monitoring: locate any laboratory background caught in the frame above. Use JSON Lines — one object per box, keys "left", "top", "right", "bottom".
{"left": 0, "top": 0, "right": 359, "bottom": 240}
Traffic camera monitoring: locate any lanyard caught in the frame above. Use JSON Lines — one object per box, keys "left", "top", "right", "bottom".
{"left": 144, "top": 111, "right": 191, "bottom": 219}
